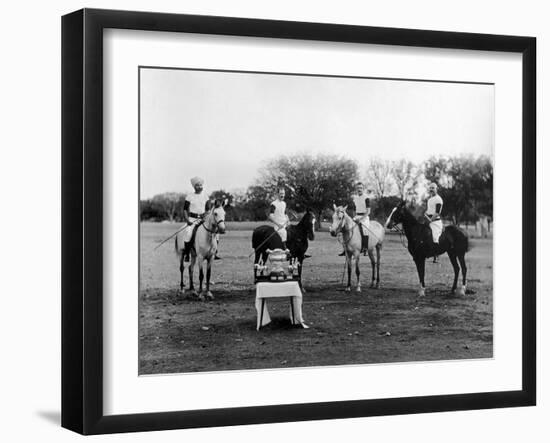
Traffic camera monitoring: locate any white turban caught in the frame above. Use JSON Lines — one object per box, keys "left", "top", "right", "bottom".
{"left": 190, "top": 176, "right": 204, "bottom": 187}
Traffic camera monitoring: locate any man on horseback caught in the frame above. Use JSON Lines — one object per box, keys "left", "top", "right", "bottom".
{"left": 268, "top": 187, "right": 290, "bottom": 250}
{"left": 181, "top": 176, "right": 211, "bottom": 262}
{"left": 425, "top": 182, "right": 444, "bottom": 261}
{"left": 338, "top": 182, "right": 371, "bottom": 256}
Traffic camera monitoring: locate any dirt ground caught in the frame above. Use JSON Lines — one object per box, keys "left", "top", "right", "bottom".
{"left": 139, "top": 221, "right": 493, "bottom": 375}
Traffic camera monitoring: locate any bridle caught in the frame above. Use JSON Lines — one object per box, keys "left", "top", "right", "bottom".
{"left": 333, "top": 209, "right": 356, "bottom": 244}
{"left": 387, "top": 211, "right": 408, "bottom": 248}
{"left": 200, "top": 210, "right": 225, "bottom": 234}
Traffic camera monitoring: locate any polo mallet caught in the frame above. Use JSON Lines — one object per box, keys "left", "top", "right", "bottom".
{"left": 154, "top": 224, "right": 188, "bottom": 251}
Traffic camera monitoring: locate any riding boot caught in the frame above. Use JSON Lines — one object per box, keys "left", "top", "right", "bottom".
{"left": 362, "top": 235, "right": 369, "bottom": 256}
{"left": 338, "top": 251, "right": 346, "bottom": 256}
{"left": 183, "top": 241, "right": 191, "bottom": 262}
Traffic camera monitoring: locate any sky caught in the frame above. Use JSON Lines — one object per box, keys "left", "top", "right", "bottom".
{"left": 139, "top": 68, "right": 494, "bottom": 199}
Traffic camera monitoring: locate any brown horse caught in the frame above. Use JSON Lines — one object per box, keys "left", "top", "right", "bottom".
{"left": 251, "top": 210, "right": 315, "bottom": 290}
{"left": 385, "top": 201, "right": 469, "bottom": 297}
{"left": 329, "top": 205, "right": 385, "bottom": 292}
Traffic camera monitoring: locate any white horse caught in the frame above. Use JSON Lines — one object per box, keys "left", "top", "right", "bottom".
{"left": 329, "top": 204, "right": 385, "bottom": 292}
{"left": 175, "top": 201, "right": 226, "bottom": 300}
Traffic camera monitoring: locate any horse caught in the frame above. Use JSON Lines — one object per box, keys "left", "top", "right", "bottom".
{"left": 251, "top": 210, "right": 315, "bottom": 289}
{"left": 329, "top": 204, "right": 385, "bottom": 292}
{"left": 175, "top": 200, "right": 226, "bottom": 300}
{"left": 385, "top": 201, "right": 469, "bottom": 297}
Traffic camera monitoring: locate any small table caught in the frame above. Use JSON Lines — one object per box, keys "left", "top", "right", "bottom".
{"left": 255, "top": 281, "right": 308, "bottom": 330}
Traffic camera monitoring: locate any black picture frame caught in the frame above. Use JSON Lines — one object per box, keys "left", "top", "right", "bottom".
{"left": 62, "top": 8, "right": 536, "bottom": 435}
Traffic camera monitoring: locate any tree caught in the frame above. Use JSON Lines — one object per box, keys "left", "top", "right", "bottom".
{"left": 422, "top": 155, "right": 493, "bottom": 224}
{"left": 366, "top": 158, "right": 394, "bottom": 198}
{"left": 151, "top": 192, "right": 186, "bottom": 222}
{"left": 234, "top": 185, "right": 271, "bottom": 221}
{"left": 257, "top": 154, "right": 359, "bottom": 228}
{"left": 209, "top": 189, "right": 233, "bottom": 206}
{"left": 139, "top": 199, "right": 165, "bottom": 221}
{"left": 391, "top": 159, "right": 421, "bottom": 202}
{"left": 423, "top": 156, "right": 455, "bottom": 188}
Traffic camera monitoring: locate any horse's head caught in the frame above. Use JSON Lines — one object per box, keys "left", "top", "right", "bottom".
{"left": 329, "top": 204, "right": 348, "bottom": 237}
{"left": 304, "top": 209, "right": 315, "bottom": 241}
{"left": 211, "top": 199, "right": 226, "bottom": 234}
{"left": 385, "top": 201, "right": 407, "bottom": 230}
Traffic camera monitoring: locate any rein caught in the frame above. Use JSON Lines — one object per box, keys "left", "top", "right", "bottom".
{"left": 335, "top": 212, "right": 356, "bottom": 247}
{"left": 391, "top": 225, "right": 408, "bottom": 249}
{"left": 201, "top": 218, "right": 224, "bottom": 234}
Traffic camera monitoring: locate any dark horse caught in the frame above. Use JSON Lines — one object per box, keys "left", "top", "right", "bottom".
{"left": 251, "top": 210, "right": 315, "bottom": 289}
{"left": 385, "top": 202, "right": 469, "bottom": 297}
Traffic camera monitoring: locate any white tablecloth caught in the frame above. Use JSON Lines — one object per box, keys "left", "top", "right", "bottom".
{"left": 255, "top": 281, "right": 308, "bottom": 330}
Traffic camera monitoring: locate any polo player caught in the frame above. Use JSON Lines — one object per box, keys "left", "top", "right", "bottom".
{"left": 268, "top": 188, "right": 290, "bottom": 250}
{"left": 339, "top": 182, "right": 372, "bottom": 256}
{"left": 425, "top": 182, "right": 443, "bottom": 261}
{"left": 181, "top": 176, "right": 211, "bottom": 262}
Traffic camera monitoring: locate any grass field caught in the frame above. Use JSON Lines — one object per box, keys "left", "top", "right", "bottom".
{"left": 139, "top": 221, "right": 493, "bottom": 375}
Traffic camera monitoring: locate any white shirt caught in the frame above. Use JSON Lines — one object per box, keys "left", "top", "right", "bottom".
{"left": 270, "top": 199, "right": 287, "bottom": 224}
{"left": 352, "top": 193, "right": 370, "bottom": 214}
{"left": 186, "top": 192, "right": 209, "bottom": 215}
{"left": 427, "top": 194, "right": 443, "bottom": 215}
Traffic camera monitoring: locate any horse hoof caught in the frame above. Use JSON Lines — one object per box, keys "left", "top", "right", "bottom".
{"left": 418, "top": 288, "right": 426, "bottom": 297}
{"left": 345, "top": 287, "right": 351, "bottom": 292}
{"left": 369, "top": 282, "right": 375, "bottom": 289}
{"left": 456, "top": 285, "right": 466, "bottom": 296}
{"left": 375, "top": 283, "right": 380, "bottom": 289}
{"left": 205, "top": 291, "right": 214, "bottom": 300}
{"left": 198, "top": 294, "right": 205, "bottom": 301}
{"left": 356, "top": 286, "right": 362, "bottom": 293}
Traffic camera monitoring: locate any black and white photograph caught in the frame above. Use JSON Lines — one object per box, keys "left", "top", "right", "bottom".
{"left": 139, "top": 67, "right": 494, "bottom": 375}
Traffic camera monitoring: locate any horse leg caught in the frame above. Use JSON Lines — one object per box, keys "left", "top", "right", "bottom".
{"left": 179, "top": 253, "right": 185, "bottom": 291}
{"left": 254, "top": 251, "right": 261, "bottom": 280}
{"left": 198, "top": 259, "right": 205, "bottom": 300}
{"left": 367, "top": 249, "right": 375, "bottom": 288}
{"left": 458, "top": 254, "right": 467, "bottom": 295}
{"left": 298, "top": 257, "right": 306, "bottom": 293}
{"left": 448, "top": 252, "right": 459, "bottom": 294}
{"left": 355, "top": 256, "right": 361, "bottom": 292}
{"left": 415, "top": 258, "right": 426, "bottom": 297}
{"left": 345, "top": 255, "right": 352, "bottom": 292}
{"left": 375, "top": 245, "right": 381, "bottom": 289}
{"left": 205, "top": 258, "right": 214, "bottom": 300}
{"left": 188, "top": 255, "right": 197, "bottom": 297}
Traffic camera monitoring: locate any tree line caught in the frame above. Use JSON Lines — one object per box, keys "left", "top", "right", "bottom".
{"left": 140, "top": 153, "right": 492, "bottom": 227}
